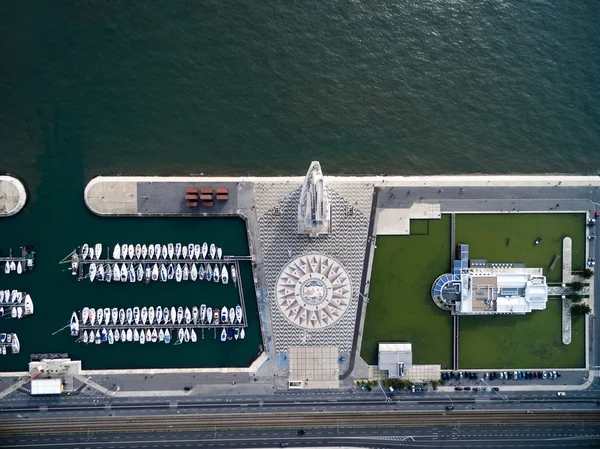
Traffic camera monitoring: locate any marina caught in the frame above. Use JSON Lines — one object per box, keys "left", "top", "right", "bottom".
{"left": 0, "top": 246, "right": 36, "bottom": 275}
{"left": 0, "top": 291, "right": 34, "bottom": 319}
{"left": 0, "top": 333, "right": 20, "bottom": 355}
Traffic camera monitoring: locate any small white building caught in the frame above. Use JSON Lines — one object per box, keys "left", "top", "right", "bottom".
{"left": 378, "top": 343, "right": 412, "bottom": 379}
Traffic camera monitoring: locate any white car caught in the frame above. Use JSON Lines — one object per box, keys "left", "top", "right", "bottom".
{"left": 542, "top": 371, "right": 547, "bottom": 379}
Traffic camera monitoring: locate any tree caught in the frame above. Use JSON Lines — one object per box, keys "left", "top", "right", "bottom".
{"left": 571, "top": 303, "right": 592, "bottom": 315}
{"left": 568, "top": 293, "right": 583, "bottom": 303}
{"left": 568, "top": 281, "right": 585, "bottom": 292}
{"left": 582, "top": 268, "right": 594, "bottom": 279}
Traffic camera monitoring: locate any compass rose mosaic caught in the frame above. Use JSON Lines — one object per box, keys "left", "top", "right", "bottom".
{"left": 275, "top": 254, "right": 352, "bottom": 330}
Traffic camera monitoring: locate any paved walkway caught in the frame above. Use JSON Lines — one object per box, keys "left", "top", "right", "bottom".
{"left": 0, "top": 176, "right": 26, "bottom": 217}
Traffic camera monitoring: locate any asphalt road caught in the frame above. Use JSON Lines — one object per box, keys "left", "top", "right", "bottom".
{"left": 2, "top": 424, "right": 599, "bottom": 448}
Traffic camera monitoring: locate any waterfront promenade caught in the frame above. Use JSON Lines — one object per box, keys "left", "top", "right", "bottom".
{"left": 0, "top": 175, "right": 26, "bottom": 217}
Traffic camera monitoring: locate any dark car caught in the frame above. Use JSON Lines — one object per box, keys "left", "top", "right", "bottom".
{"left": 473, "top": 387, "right": 480, "bottom": 392}
{"left": 469, "top": 372, "right": 474, "bottom": 380}
{"left": 492, "top": 387, "right": 500, "bottom": 392}
{"left": 455, "top": 387, "right": 463, "bottom": 391}
{"left": 297, "top": 430, "right": 305, "bottom": 436}
{"left": 474, "top": 372, "right": 479, "bottom": 379}
{"left": 446, "top": 405, "right": 454, "bottom": 410}
{"left": 464, "top": 387, "right": 472, "bottom": 391}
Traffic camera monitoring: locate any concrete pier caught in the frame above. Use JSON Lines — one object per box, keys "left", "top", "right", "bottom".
{"left": 0, "top": 176, "right": 26, "bottom": 217}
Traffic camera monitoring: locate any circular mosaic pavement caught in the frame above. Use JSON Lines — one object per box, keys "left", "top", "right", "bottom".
{"left": 275, "top": 254, "right": 352, "bottom": 329}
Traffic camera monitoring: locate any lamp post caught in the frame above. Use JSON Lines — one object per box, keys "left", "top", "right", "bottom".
{"left": 480, "top": 378, "right": 508, "bottom": 403}
{"left": 359, "top": 292, "right": 370, "bottom": 304}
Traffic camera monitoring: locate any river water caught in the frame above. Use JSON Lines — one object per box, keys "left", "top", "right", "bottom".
{"left": 1, "top": 1, "right": 599, "bottom": 370}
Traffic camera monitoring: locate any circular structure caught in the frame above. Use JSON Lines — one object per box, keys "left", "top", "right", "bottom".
{"left": 276, "top": 254, "right": 352, "bottom": 329}
{"left": 0, "top": 176, "right": 27, "bottom": 217}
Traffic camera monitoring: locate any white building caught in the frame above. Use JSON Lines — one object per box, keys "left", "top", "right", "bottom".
{"left": 378, "top": 343, "right": 412, "bottom": 378}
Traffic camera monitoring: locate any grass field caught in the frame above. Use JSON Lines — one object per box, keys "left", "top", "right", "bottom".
{"left": 361, "top": 215, "right": 453, "bottom": 368}
{"left": 459, "top": 299, "right": 585, "bottom": 368}
{"left": 455, "top": 213, "right": 586, "bottom": 283}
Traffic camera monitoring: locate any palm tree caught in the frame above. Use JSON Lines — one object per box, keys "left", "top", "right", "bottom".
{"left": 582, "top": 268, "right": 594, "bottom": 279}
{"left": 571, "top": 303, "right": 592, "bottom": 315}
{"left": 568, "top": 293, "right": 583, "bottom": 303}
{"left": 568, "top": 281, "right": 585, "bottom": 292}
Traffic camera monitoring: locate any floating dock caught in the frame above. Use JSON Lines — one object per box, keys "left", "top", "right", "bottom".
{"left": 0, "top": 246, "right": 36, "bottom": 274}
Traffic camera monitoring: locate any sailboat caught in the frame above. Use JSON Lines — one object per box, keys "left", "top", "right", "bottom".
{"left": 231, "top": 265, "right": 237, "bottom": 285}
{"left": 200, "top": 304, "right": 206, "bottom": 323}
{"left": 82, "top": 330, "right": 89, "bottom": 344}
{"left": 184, "top": 328, "right": 190, "bottom": 343}
{"left": 164, "top": 329, "right": 171, "bottom": 344}
{"left": 191, "top": 329, "right": 197, "bottom": 343}
{"left": 89, "top": 247, "right": 95, "bottom": 261}
{"left": 126, "top": 308, "right": 133, "bottom": 325}
{"left": 82, "top": 307, "right": 89, "bottom": 325}
{"left": 160, "top": 264, "right": 167, "bottom": 282}
{"left": 101, "top": 328, "right": 108, "bottom": 342}
{"left": 135, "top": 244, "right": 142, "bottom": 259}
{"left": 153, "top": 244, "right": 161, "bottom": 259}
{"left": 128, "top": 244, "right": 135, "bottom": 259}
{"left": 227, "top": 328, "right": 233, "bottom": 341}
{"left": 236, "top": 305, "right": 243, "bottom": 324}
{"left": 151, "top": 328, "right": 158, "bottom": 343}
{"left": 139, "top": 329, "right": 146, "bottom": 344}
{"left": 141, "top": 307, "right": 148, "bottom": 325}
{"left": 142, "top": 244, "right": 148, "bottom": 259}
{"left": 97, "top": 307, "right": 103, "bottom": 325}
{"left": 221, "top": 265, "right": 229, "bottom": 284}
{"left": 163, "top": 307, "right": 170, "bottom": 324}
{"left": 146, "top": 329, "right": 151, "bottom": 342}
{"left": 104, "top": 308, "right": 111, "bottom": 325}
{"left": 190, "top": 263, "right": 198, "bottom": 281}
{"left": 89, "top": 308, "right": 96, "bottom": 325}
{"left": 188, "top": 244, "right": 194, "bottom": 260}
{"left": 113, "top": 244, "right": 121, "bottom": 259}
{"left": 114, "top": 328, "right": 120, "bottom": 342}
{"left": 206, "top": 307, "right": 213, "bottom": 324}
{"left": 120, "top": 264, "right": 128, "bottom": 282}
{"left": 221, "top": 307, "right": 228, "bottom": 324}
{"left": 220, "top": 328, "right": 227, "bottom": 342}
{"left": 111, "top": 308, "right": 118, "bottom": 325}
{"left": 217, "top": 247, "right": 222, "bottom": 260}
{"left": 89, "top": 263, "right": 97, "bottom": 282}
{"left": 148, "top": 306, "right": 155, "bottom": 324}
{"left": 202, "top": 242, "right": 208, "bottom": 259}
{"left": 161, "top": 245, "right": 168, "bottom": 260}
{"left": 119, "top": 308, "right": 126, "bottom": 325}
{"left": 121, "top": 329, "right": 127, "bottom": 342}
{"left": 158, "top": 329, "right": 164, "bottom": 342}
{"left": 156, "top": 306, "right": 163, "bottom": 324}
{"left": 213, "top": 265, "right": 220, "bottom": 283}
{"left": 95, "top": 330, "right": 101, "bottom": 344}
{"left": 177, "top": 306, "right": 184, "bottom": 324}
{"left": 82, "top": 244, "right": 89, "bottom": 260}
{"left": 234, "top": 328, "right": 240, "bottom": 340}
{"left": 192, "top": 306, "right": 199, "bottom": 324}
{"left": 175, "top": 243, "right": 181, "bottom": 259}
{"left": 133, "top": 307, "right": 140, "bottom": 324}
{"left": 4, "top": 261, "right": 9, "bottom": 274}
{"left": 70, "top": 312, "right": 79, "bottom": 336}
{"left": 136, "top": 264, "right": 144, "bottom": 282}
{"left": 178, "top": 328, "right": 185, "bottom": 343}
{"left": 240, "top": 328, "right": 245, "bottom": 340}
{"left": 121, "top": 244, "right": 128, "bottom": 259}
{"left": 182, "top": 264, "right": 189, "bottom": 281}
{"left": 95, "top": 243, "right": 102, "bottom": 259}
{"left": 229, "top": 308, "right": 235, "bottom": 325}
{"left": 129, "top": 264, "right": 136, "bottom": 283}
{"left": 184, "top": 307, "right": 191, "bottom": 324}
{"left": 168, "top": 243, "right": 174, "bottom": 260}
{"left": 113, "top": 264, "right": 120, "bottom": 282}
{"left": 133, "top": 328, "right": 139, "bottom": 342}
{"left": 182, "top": 245, "right": 188, "bottom": 259}
{"left": 175, "top": 264, "right": 182, "bottom": 282}
{"left": 10, "top": 261, "right": 16, "bottom": 272}
{"left": 153, "top": 264, "right": 160, "bottom": 281}
{"left": 205, "top": 264, "right": 212, "bottom": 281}
{"left": 167, "top": 264, "right": 174, "bottom": 280}
{"left": 210, "top": 243, "right": 216, "bottom": 259}
{"left": 108, "top": 329, "right": 114, "bottom": 344}
{"left": 145, "top": 266, "right": 151, "bottom": 283}
{"left": 171, "top": 306, "right": 177, "bottom": 324}
{"left": 194, "top": 244, "right": 201, "bottom": 260}
{"left": 213, "top": 308, "right": 220, "bottom": 325}
{"left": 199, "top": 264, "right": 206, "bottom": 281}
{"left": 105, "top": 264, "right": 112, "bottom": 282}
{"left": 127, "top": 329, "right": 133, "bottom": 342}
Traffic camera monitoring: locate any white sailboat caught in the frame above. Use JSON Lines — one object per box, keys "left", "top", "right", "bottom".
{"left": 221, "top": 265, "right": 229, "bottom": 284}
{"left": 182, "top": 244, "right": 188, "bottom": 259}
{"left": 70, "top": 312, "right": 79, "bottom": 336}
{"left": 146, "top": 329, "right": 151, "bottom": 342}
{"left": 206, "top": 307, "right": 213, "bottom": 324}
{"left": 128, "top": 244, "right": 135, "bottom": 259}
{"left": 231, "top": 265, "right": 237, "bottom": 285}
{"left": 142, "top": 244, "right": 148, "bottom": 259}
{"left": 89, "top": 263, "right": 96, "bottom": 282}
{"left": 161, "top": 245, "right": 168, "bottom": 260}
{"left": 234, "top": 328, "right": 239, "bottom": 340}
{"left": 89, "top": 308, "right": 96, "bottom": 325}
{"left": 126, "top": 308, "right": 133, "bottom": 325}
{"left": 82, "top": 244, "right": 89, "bottom": 260}
{"left": 236, "top": 305, "right": 243, "bottom": 324}
{"left": 152, "top": 264, "right": 159, "bottom": 281}
{"left": 209, "top": 243, "right": 216, "bottom": 259}
{"left": 178, "top": 328, "right": 185, "bottom": 343}
{"left": 129, "top": 264, "right": 136, "bottom": 282}
{"left": 148, "top": 306, "right": 155, "bottom": 324}
{"left": 113, "top": 244, "right": 121, "bottom": 259}
{"left": 154, "top": 244, "right": 161, "bottom": 259}
{"left": 175, "top": 243, "right": 181, "bottom": 259}
{"left": 199, "top": 264, "right": 206, "bottom": 280}
{"left": 111, "top": 308, "right": 118, "bottom": 325}
{"left": 168, "top": 243, "right": 174, "bottom": 259}
{"left": 4, "top": 261, "right": 9, "bottom": 274}
{"left": 160, "top": 264, "right": 167, "bottom": 282}
{"left": 135, "top": 244, "right": 142, "bottom": 259}
{"left": 82, "top": 331, "right": 89, "bottom": 344}
{"left": 114, "top": 328, "right": 120, "bottom": 342}
{"left": 120, "top": 264, "right": 128, "bottom": 282}
{"left": 171, "top": 306, "right": 177, "bottom": 324}
{"left": 97, "top": 263, "right": 105, "bottom": 281}
{"left": 213, "top": 265, "right": 220, "bottom": 283}
{"left": 121, "top": 329, "right": 127, "bottom": 342}
{"left": 192, "top": 306, "right": 199, "bottom": 324}
{"left": 113, "top": 264, "right": 120, "bottom": 282}
{"left": 133, "top": 328, "right": 139, "bottom": 342}
{"left": 156, "top": 306, "right": 162, "bottom": 324}
{"left": 121, "top": 244, "right": 128, "bottom": 259}
{"left": 177, "top": 306, "right": 184, "bottom": 324}
{"left": 240, "top": 328, "right": 245, "bottom": 340}
{"left": 95, "top": 243, "right": 102, "bottom": 259}
{"left": 191, "top": 329, "right": 197, "bottom": 343}
{"left": 190, "top": 263, "right": 198, "bottom": 281}
{"left": 205, "top": 264, "right": 212, "bottom": 281}
{"left": 82, "top": 307, "right": 89, "bottom": 325}
{"left": 141, "top": 307, "right": 148, "bottom": 325}
{"left": 194, "top": 244, "right": 201, "bottom": 260}
{"left": 145, "top": 266, "right": 151, "bottom": 283}
{"left": 188, "top": 244, "right": 194, "bottom": 260}
{"left": 119, "top": 308, "right": 126, "bottom": 325}
{"left": 217, "top": 247, "right": 222, "bottom": 259}
{"left": 151, "top": 328, "right": 158, "bottom": 343}
{"left": 158, "top": 329, "right": 164, "bottom": 342}
{"left": 136, "top": 264, "right": 144, "bottom": 282}
{"left": 182, "top": 264, "right": 189, "bottom": 281}
{"left": 164, "top": 329, "right": 171, "bottom": 344}
{"left": 175, "top": 264, "right": 182, "bottom": 282}
{"left": 184, "top": 307, "right": 191, "bottom": 324}
{"left": 202, "top": 242, "right": 208, "bottom": 259}
{"left": 97, "top": 307, "right": 103, "bottom": 325}
{"left": 127, "top": 329, "right": 133, "bottom": 342}
{"left": 163, "top": 307, "right": 170, "bottom": 323}
{"left": 139, "top": 329, "right": 145, "bottom": 344}
{"left": 103, "top": 308, "right": 111, "bottom": 325}
{"left": 184, "top": 328, "right": 190, "bottom": 343}
{"left": 133, "top": 307, "right": 140, "bottom": 324}
{"left": 89, "top": 247, "right": 94, "bottom": 260}
{"left": 200, "top": 304, "right": 206, "bottom": 323}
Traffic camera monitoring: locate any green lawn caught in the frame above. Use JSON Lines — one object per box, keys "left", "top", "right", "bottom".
{"left": 459, "top": 299, "right": 585, "bottom": 368}
{"left": 361, "top": 216, "right": 453, "bottom": 368}
{"left": 455, "top": 213, "right": 586, "bottom": 283}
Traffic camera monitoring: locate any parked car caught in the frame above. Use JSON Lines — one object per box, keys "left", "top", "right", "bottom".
{"left": 557, "top": 392, "right": 566, "bottom": 396}
{"left": 552, "top": 371, "right": 557, "bottom": 379}
{"left": 446, "top": 405, "right": 454, "bottom": 410}
{"left": 492, "top": 387, "right": 500, "bottom": 392}
{"left": 543, "top": 371, "right": 547, "bottom": 379}
{"left": 455, "top": 387, "right": 463, "bottom": 391}
{"left": 588, "top": 258, "right": 596, "bottom": 267}
{"left": 596, "top": 211, "right": 599, "bottom": 219}
{"left": 557, "top": 371, "right": 561, "bottom": 377}
{"left": 464, "top": 387, "right": 471, "bottom": 391}
{"left": 588, "top": 218, "right": 596, "bottom": 226}
{"left": 589, "top": 235, "right": 597, "bottom": 240}
{"left": 473, "top": 387, "right": 480, "bottom": 392}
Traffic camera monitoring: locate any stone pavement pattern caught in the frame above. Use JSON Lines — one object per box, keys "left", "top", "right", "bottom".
{"left": 0, "top": 176, "right": 26, "bottom": 217}
{"left": 254, "top": 181, "right": 373, "bottom": 354}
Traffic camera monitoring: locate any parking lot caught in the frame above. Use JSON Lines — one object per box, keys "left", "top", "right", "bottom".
{"left": 442, "top": 370, "right": 562, "bottom": 391}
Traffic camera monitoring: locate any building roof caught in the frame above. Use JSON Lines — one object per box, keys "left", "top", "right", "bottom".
{"left": 30, "top": 378, "right": 62, "bottom": 395}
{"left": 378, "top": 343, "right": 413, "bottom": 378}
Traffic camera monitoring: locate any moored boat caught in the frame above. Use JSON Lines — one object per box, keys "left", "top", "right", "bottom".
{"left": 82, "top": 244, "right": 89, "bottom": 260}
{"left": 163, "top": 306, "right": 169, "bottom": 324}
{"left": 154, "top": 244, "right": 161, "bottom": 259}
{"left": 119, "top": 308, "right": 126, "bottom": 325}
{"left": 221, "top": 307, "right": 228, "bottom": 324}
{"left": 210, "top": 243, "right": 216, "bottom": 259}
{"left": 190, "top": 263, "right": 198, "bottom": 281}
{"left": 184, "top": 307, "right": 191, "bottom": 324}
{"left": 171, "top": 306, "right": 177, "bottom": 324}
{"left": 213, "top": 265, "right": 220, "bottom": 283}
{"left": 133, "top": 328, "right": 139, "bottom": 342}
{"left": 234, "top": 328, "right": 240, "bottom": 340}
{"left": 104, "top": 308, "right": 110, "bottom": 325}
{"left": 133, "top": 307, "right": 140, "bottom": 324}
{"left": 178, "top": 328, "right": 184, "bottom": 343}
{"left": 227, "top": 328, "right": 233, "bottom": 341}
{"left": 89, "top": 263, "right": 97, "bottom": 282}
{"left": 108, "top": 329, "right": 114, "bottom": 344}
{"left": 191, "top": 329, "right": 197, "bottom": 343}
{"left": 82, "top": 330, "right": 88, "bottom": 343}
{"left": 95, "top": 243, "right": 102, "bottom": 259}
{"left": 175, "top": 243, "right": 181, "bottom": 259}
{"left": 192, "top": 306, "right": 199, "bottom": 324}
{"left": 168, "top": 243, "right": 174, "bottom": 260}
{"left": 182, "top": 264, "right": 189, "bottom": 281}
{"left": 127, "top": 329, "right": 133, "bottom": 342}
{"left": 101, "top": 328, "right": 107, "bottom": 342}
{"left": 194, "top": 244, "right": 201, "bottom": 260}
{"left": 206, "top": 264, "right": 212, "bottom": 281}
{"left": 89, "top": 308, "right": 96, "bottom": 325}
{"left": 177, "top": 306, "right": 184, "bottom": 324}
{"left": 128, "top": 244, "right": 134, "bottom": 259}
{"left": 97, "top": 307, "right": 103, "bottom": 325}
{"left": 139, "top": 328, "right": 145, "bottom": 344}
{"left": 129, "top": 264, "right": 136, "bottom": 283}
{"left": 135, "top": 244, "right": 141, "bottom": 259}
{"left": 120, "top": 264, "right": 128, "bottom": 282}
{"left": 199, "top": 264, "right": 206, "bottom": 280}
{"left": 126, "top": 308, "right": 133, "bottom": 325}
{"left": 96, "top": 263, "right": 104, "bottom": 281}
{"left": 188, "top": 244, "right": 194, "bottom": 260}
{"left": 175, "top": 264, "right": 182, "bottom": 282}
{"left": 217, "top": 247, "right": 222, "bottom": 260}
{"left": 161, "top": 245, "right": 168, "bottom": 260}
{"left": 82, "top": 307, "right": 89, "bottom": 325}
{"left": 167, "top": 264, "right": 174, "bottom": 280}
{"left": 111, "top": 307, "right": 118, "bottom": 325}
{"left": 200, "top": 304, "right": 206, "bottom": 323}
{"left": 145, "top": 266, "right": 151, "bottom": 283}
{"left": 113, "top": 244, "right": 121, "bottom": 259}
{"left": 148, "top": 306, "right": 155, "bottom": 324}
{"left": 121, "top": 244, "right": 128, "bottom": 259}
{"left": 151, "top": 328, "right": 158, "bottom": 343}
{"left": 240, "top": 328, "right": 245, "bottom": 340}
{"left": 136, "top": 264, "right": 144, "bottom": 282}
{"left": 158, "top": 329, "right": 164, "bottom": 342}
{"left": 141, "top": 307, "right": 148, "bottom": 325}
{"left": 164, "top": 329, "right": 171, "bottom": 344}
{"left": 202, "top": 242, "right": 208, "bottom": 259}
{"left": 113, "top": 264, "right": 120, "bottom": 282}
{"left": 229, "top": 308, "right": 235, "bottom": 324}
{"left": 221, "top": 265, "right": 229, "bottom": 284}
{"left": 220, "top": 328, "right": 227, "bottom": 341}
{"left": 121, "top": 329, "right": 127, "bottom": 342}
{"left": 142, "top": 244, "right": 148, "bottom": 259}
{"left": 182, "top": 244, "right": 188, "bottom": 259}
{"left": 70, "top": 312, "right": 79, "bottom": 336}
{"left": 213, "top": 307, "right": 219, "bottom": 325}
{"left": 184, "top": 328, "right": 190, "bottom": 343}
{"left": 114, "top": 328, "right": 120, "bottom": 342}
{"left": 231, "top": 265, "right": 237, "bottom": 285}
{"left": 160, "top": 264, "right": 167, "bottom": 282}
{"left": 95, "top": 330, "right": 101, "bottom": 344}
{"left": 206, "top": 307, "right": 213, "bottom": 324}
{"left": 156, "top": 306, "right": 163, "bottom": 324}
